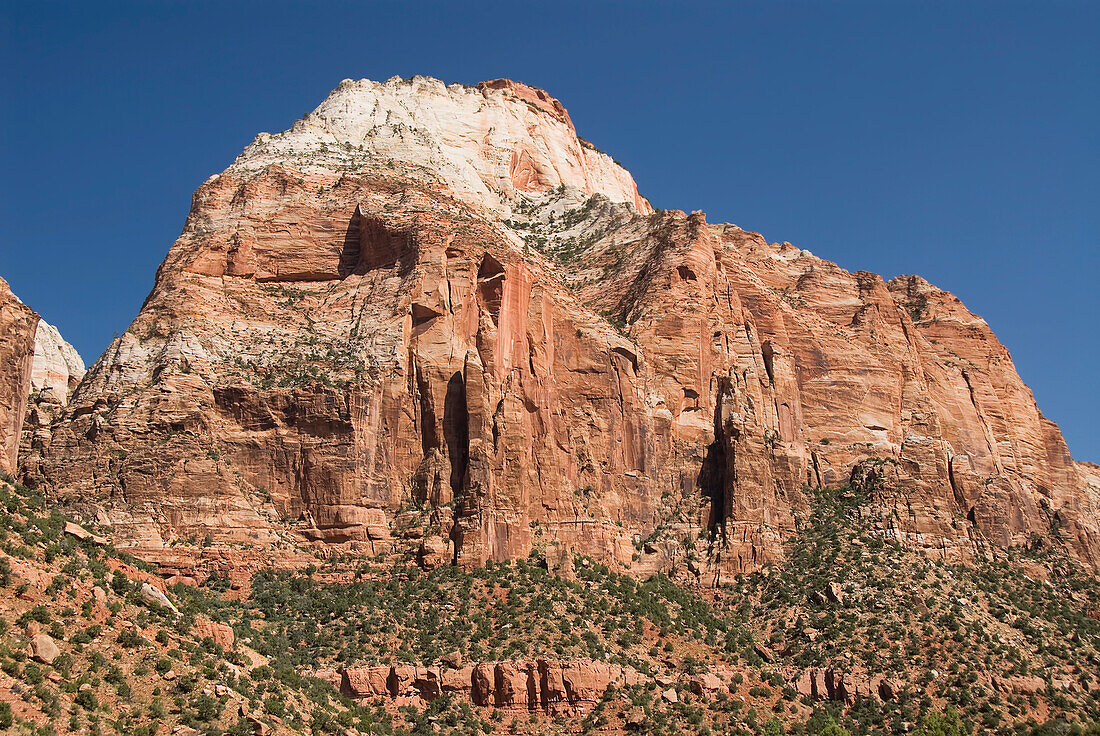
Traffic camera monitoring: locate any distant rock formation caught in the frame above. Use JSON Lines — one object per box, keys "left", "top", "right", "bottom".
{"left": 32, "top": 318, "right": 85, "bottom": 404}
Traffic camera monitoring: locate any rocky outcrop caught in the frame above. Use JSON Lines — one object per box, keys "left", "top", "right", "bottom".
{"left": 792, "top": 668, "right": 903, "bottom": 705}
{"left": 0, "top": 277, "right": 38, "bottom": 476}
{"left": 991, "top": 675, "right": 1046, "bottom": 695}
{"left": 31, "top": 76, "right": 1100, "bottom": 577}
{"left": 339, "top": 659, "right": 645, "bottom": 711}
{"left": 193, "top": 618, "right": 235, "bottom": 649}
{"left": 63, "top": 520, "right": 107, "bottom": 546}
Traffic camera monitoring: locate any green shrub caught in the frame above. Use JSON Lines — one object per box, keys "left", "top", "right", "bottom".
{"left": 74, "top": 688, "right": 98, "bottom": 710}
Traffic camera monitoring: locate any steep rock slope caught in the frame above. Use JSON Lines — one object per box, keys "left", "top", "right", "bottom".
{"left": 0, "top": 277, "right": 38, "bottom": 476}
{"left": 0, "top": 279, "right": 85, "bottom": 481}
{"left": 32, "top": 76, "right": 1099, "bottom": 576}
{"left": 20, "top": 318, "right": 86, "bottom": 492}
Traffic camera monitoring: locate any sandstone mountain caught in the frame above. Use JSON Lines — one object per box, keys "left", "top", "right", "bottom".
{"left": 24, "top": 75, "right": 1100, "bottom": 581}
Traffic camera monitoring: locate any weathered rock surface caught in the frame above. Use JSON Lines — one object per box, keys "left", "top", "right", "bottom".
{"left": 29, "top": 76, "right": 1100, "bottom": 576}
{"left": 0, "top": 277, "right": 39, "bottom": 476}
{"left": 138, "top": 582, "right": 180, "bottom": 615}
{"left": 28, "top": 633, "right": 60, "bottom": 665}
{"left": 232, "top": 76, "right": 650, "bottom": 218}
{"left": 63, "top": 520, "right": 107, "bottom": 546}
{"left": 31, "top": 318, "right": 85, "bottom": 404}
{"left": 193, "top": 618, "right": 235, "bottom": 649}
{"left": 792, "top": 668, "right": 902, "bottom": 705}
{"left": 340, "top": 659, "right": 645, "bottom": 710}
{"left": 991, "top": 675, "right": 1047, "bottom": 695}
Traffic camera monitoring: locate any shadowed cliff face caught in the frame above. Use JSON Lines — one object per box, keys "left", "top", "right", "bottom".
{"left": 27, "top": 76, "right": 1100, "bottom": 577}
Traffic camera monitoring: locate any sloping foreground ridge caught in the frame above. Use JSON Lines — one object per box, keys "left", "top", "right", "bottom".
{"left": 19, "top": 75, "right": 1100, "bottom": 578}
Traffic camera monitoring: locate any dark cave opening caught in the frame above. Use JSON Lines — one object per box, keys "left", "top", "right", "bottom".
{"left": 698, "top": 400, "right": 729, "bottom": 535}
{"left": 443, "top": 372, "right": 469, "bottom": 498}
{"left": 416, "top": 368, "right": 439, "bottom": 457}
{"left": 761, "top": 340, "right": 776, "bottom": 385}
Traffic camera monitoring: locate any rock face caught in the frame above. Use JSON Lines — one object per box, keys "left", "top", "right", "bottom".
{"left": 0, "top": 278, "right": 83, "bottom": 479}
{"left": 31, "top": 319, "right": 85, "bottom": 404}
{"left": 0, "top": 277, "right": 39, "bottom": 476}
{"left": 340, "top": 659, "right": 645, "bottom": 711}
{"left": 193, "top": 618, "right": 235, "bottom": 649}
{"left": 12, "top": 307, "right": 85, "bottom": 490}
{"left": 31, "top": 76, "right": 1100, "bottom": 575}
{"left": 792, "top": 668, "right": 902, "bottom": 705}
{"left": 232, "top": 76, "right": 650, "bottom": 218}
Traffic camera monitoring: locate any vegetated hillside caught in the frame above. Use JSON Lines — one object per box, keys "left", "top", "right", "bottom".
{"left": 2, "top": 471, "right": 1097, "bottom": 736}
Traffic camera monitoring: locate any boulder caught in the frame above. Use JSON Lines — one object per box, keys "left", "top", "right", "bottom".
{"left": 28, "top": 633, "right": 60, "bottom": 664}
{"left": 690, "top": 672, "right": 725, "bottom": 693}
{"left": 753, "top": 643, "right": 775, "bottom": 663}
{"left": 417, "top": 536, "right": 450, "bottom": 570}
{"left": 63, "top": 521, "right": 107, "bottom": 546}
{"left": 878, "top": 677, "right": 903, "bottom": 701}
{"left": 246, "top": 716, "right": 271, "bottom": 736}
{"left": 139, "top": 582, "right": 180, "bottom": 615}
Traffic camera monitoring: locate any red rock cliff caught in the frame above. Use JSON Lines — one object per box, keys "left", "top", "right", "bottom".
{"left": 0, "top": 277, "right": 39, "bottom": 476}
{"left": 31, "top": 77, "right": 1100, "bottom": 575}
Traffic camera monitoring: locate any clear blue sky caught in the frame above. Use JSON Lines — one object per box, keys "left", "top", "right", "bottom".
{"left": 2, "top": 1, "right": 1097, "bottom": 459}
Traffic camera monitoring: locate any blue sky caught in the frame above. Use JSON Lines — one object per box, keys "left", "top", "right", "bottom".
{"left": 2, "top": 1, "right": 1097, "bottom": 459}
